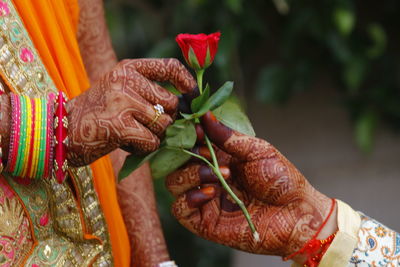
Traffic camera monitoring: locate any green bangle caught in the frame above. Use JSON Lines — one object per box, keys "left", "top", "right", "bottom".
{"left": 36, "top": 98, "right": 47, "bottom": 179}
{"left": 14, "top": 95, "right": 27, "bottom": 176}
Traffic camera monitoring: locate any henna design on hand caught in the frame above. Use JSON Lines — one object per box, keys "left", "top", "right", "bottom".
{"left": 66, "top": 58, "right": 196, "bottom": 167}
{"left": 166, "top": 112, "right": 332, "bottom": 257}
{"left": 77, "top": 0, "right": 118, "bottom": 83}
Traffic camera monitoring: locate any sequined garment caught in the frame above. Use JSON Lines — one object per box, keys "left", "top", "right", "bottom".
{"left": 348, "top": 214, "right": 400, "bottom": 266}
{"left": 0, "top": 0, "right": 113, "bottom": 265}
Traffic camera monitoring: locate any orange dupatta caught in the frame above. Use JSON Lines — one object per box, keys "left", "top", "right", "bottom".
{"left": 11, "top": 0, "right": 131, "bottom": 266}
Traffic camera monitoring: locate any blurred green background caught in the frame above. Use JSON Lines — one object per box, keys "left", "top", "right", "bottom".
{"left": 105, "top": 0, "right": 400, "bottom": 266}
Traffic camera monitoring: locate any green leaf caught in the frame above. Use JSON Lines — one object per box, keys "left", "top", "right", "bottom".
{"left": 333, "top": 8, "right": 355, "bottom": 36}
{"left": 343, "top": 56, "right": 367, "bottom": 94}
{"left": 213, "top": 97, "right": 255, "bottom": 136}
{"left": 118, "top": 150, "right": 159, "bottom": 181}
{"left": 165, "top": 119, "right": 197, "bottom": 149}
{"left": 186, "top": 81, "right": 234, "bottom": 120}
{"left": 180, "top": 113, "right": 193, "bottom": 120}
{"left": 164, "top": 84, "right": 181, "bottom": 96}
{"left": 191, "top": 84, "right": 210, "bottom": 112}
{"left": 224, "top": 0, "right": 242, "bottom": 14}
{"left": 150, "top": 148, "right": 191, "bottom": 179}
{"left": 355, "top": 111, "right": 378, "bottom": 153}
{"left": 367, "top": 23, "right": 386, "bottom": 59}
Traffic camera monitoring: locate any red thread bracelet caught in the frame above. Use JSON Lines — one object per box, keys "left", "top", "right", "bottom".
{"left": 284, "top": 198, "right": 337, "bottom": 266}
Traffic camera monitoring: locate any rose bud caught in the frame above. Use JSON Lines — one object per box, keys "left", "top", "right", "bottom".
{"left": 175, "top": 32, "right": 221, "bottom": 70}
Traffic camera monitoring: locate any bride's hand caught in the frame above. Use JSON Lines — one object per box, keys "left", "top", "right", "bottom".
{"left": 66, "top": 58, "right": 196, "bottom": 167}
{"left": 166, "top": 112, "right": 334, "bottom": 258}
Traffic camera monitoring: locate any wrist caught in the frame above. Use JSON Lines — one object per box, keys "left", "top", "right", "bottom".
{"left": 0, "top": 94, "right": 11, "bottom": 162}
{"left": 289, "top": 197, "right": 338, "bottom": 265}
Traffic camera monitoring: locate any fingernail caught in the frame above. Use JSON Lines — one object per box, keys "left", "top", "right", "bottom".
{"left": 195, "top": 124, "right": 205, "bottom": 144}
{"left": 199, "top": 146, "right": 211, "bottom": 160}
{"left": 208, "top": 111, "right": 218, "bottom": 121}
{"left": 187, "top": 186, "right": 216, "bottom": 208}
{"left": 219, "top": 166, "right": 231, "bottom": 179}
{"left": 199, "top": 166, "right": 230, "bottom": 184}
{"left": 200, "top": 186, "right": 216, "bottom": 196}
{"left": 201, "top": 112, "right": 232, "bottom": 145}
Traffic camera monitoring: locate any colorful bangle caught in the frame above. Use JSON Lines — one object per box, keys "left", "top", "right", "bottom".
{"left": 44, "top": 93, "right": 55, "bottom": 178}
{"left": 6, "top": 94, "right": 54, "bottom": 179}
{"left": 21, "top": 96, "right": 32, "bottom": 177}
{"left": 53, "top": 92, "right": 68, "bottom": 184}
{"left": 30, "top": 97, "right": 41, "bottom": 178}
{"left": 37, "top": 97, "right": 47, "bottom": 178}
{"left": 14, "top": 95, "right": 26, "bottom": 176}
{"left": 7, "top": 94, "right": 18, "bottom": 172}
{"left": 24, "top": 98, "right": 35, "bottom": 178}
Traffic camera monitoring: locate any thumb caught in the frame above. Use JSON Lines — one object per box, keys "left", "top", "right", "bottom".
{"left": 201, "top": 112, "right": 269, "bottom": 161}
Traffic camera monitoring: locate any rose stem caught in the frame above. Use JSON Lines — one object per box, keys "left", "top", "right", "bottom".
{"left": 189, "top": 67, "right": 259, "bottom": 240}
{"left": 196, "top": 69, "right": 205, "bottom": 94}
{"left": 204, "top": 136, "right": 258, "bottom": 237}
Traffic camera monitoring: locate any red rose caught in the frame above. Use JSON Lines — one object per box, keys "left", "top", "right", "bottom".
{"left": 176, "top": 32, "right": 221, "bottom": 70}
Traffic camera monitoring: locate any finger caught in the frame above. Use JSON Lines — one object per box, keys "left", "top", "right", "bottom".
{"left": 126, "top": 90, "right": 173, "bottom": 137}
{"left": 166, "top": 164, "right": 230, "bottom": 197}
{"left": 126, "top": 58, "right": 197, "bottom": 94}
{"left": 126, "top": 71, "right": 178, "bottom": 114}
{"left": 119, "top": 117, "right": 160, "bottom": 154}
{"left": 172, "top": 186, "right": 216, "bottom": 220}
{"left": 195, "top": 124, "right": 205, "bottom": 144}
{"left": 201, "top": 112, "right": 270, "bottom": 161}
{"left": 220, "top": 190, "right": 241, "bottom": 212}
{"left": 191, "top": 145, "right": 232, "bottom": 166}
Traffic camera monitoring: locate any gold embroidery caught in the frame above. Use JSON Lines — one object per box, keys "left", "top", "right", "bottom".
{"left": 0, "top": 197, "right": 24, "bottom": 236}
{"left": 0, "top": 176, "right": 34, "bottom": 266}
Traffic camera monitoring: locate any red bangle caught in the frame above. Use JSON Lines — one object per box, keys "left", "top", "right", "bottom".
{"left": 53, "top": 92, "right": 68, "bottom": 184}
{"left": 284, "top": 198, "right": 337, "bottom": 266}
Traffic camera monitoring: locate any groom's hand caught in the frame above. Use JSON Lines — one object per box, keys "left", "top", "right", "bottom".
{"left": 166, "top": 112, "right": 333, "bottom": 257}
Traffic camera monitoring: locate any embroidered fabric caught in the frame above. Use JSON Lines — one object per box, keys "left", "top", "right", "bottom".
{"left": 348, "top": 214, "right": 400, "bottom": 266}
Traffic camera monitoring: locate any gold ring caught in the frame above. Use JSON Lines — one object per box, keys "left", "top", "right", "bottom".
{"left": 150, "top": 104, "right": 164, "bottom": 125}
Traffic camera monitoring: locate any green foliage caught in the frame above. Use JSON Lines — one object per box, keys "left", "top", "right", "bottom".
{"left": 165, "top": 119, "right": 197, "bottom": 148}
{"left": 333, "top": 7, "right": 355, "bottom": 36}
{"left": 213, "top": 96, "right": 256, "bottom": 136}
{"left": 183, "top": 81, "right": 234, "bottom": 119}
{"left": 150, "top": 147, "right": 191, "bottom": 179}
{"left": 191, "top": 84, "right": 210, "bottom": 112}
